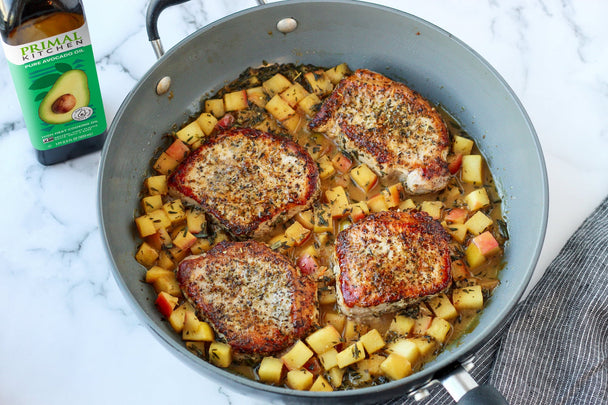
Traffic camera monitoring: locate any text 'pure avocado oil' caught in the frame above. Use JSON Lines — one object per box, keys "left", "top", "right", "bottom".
{"left": 1, "top": 0, "right": 106, "bottom": 165}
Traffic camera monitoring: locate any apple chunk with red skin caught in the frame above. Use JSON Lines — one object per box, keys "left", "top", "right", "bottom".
{"left": 165, "top": 139, "right": 190, "bottom": 162}
{"left": 448, "top": 153, "right": 463, "bottom": 174}
{"left": 155, "top": 291, "right": 179, "bottom": 318}
{"left": 472, "top": 231, "right": 500, "bottom": 256}
{"left": 297, "top": 253, "right": 319, "bottom": 277}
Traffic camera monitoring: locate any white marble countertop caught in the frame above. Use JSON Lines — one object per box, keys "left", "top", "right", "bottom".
{"left": 1, "top": 0, "right": 607, "bottom": 404}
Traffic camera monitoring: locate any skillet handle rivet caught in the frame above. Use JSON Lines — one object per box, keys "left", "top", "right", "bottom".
{"left": 277, "top": 17, "right": 297, "bottom": 33}
{"left": 156, "top": 76, "right": 172, "bottom": 95}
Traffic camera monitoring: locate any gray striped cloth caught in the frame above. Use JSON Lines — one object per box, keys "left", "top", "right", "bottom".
{"left": 390, "top": 195, "right": 608, "bottom": 404}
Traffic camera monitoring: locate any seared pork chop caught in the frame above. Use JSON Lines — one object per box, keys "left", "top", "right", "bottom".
{"left": 309, "top": 69, "right": 450, "bottom": 194}
{"left": 168, "top": 128, "right": 320, "bottom": 239}
{"left": 177, "top": 240, "right": 318, "bottom": 355}
{"left": 332, "top": 210, "right": 452, "bottom": 318}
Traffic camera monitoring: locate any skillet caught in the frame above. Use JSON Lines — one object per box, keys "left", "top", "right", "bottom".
{"left": 98, "top": 0, "right": 548, "bottom": 403}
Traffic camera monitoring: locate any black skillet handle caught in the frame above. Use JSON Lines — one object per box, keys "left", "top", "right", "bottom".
{"left": 145, "top": 0, "right": 191, "bottom": 58}
{"left": 434, "top": 362, "right": 509, "bottom": 405}
{"left": 458, "top": 385, "right": 508, "bottom": 405}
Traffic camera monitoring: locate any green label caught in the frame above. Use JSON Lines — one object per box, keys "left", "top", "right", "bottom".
{"left": 2, "top": 23, "right": 106, "bottom": 150}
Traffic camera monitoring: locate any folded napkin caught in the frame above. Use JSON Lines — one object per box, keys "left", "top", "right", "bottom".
{"left": 391, "top": 196, "right": 608, "bottom": 404}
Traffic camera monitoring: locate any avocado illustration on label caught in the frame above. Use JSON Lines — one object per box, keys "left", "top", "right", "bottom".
{"left": 38, "top": 69, "right": 90, "bottom": 124}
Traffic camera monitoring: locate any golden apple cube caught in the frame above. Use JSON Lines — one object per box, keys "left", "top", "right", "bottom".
{"left": 472, "top": 231, "right": 501, "bottom": 256}
{"left": 324, "top": 63, "right": 350, "bottom": 84}
{"left": 182, "top": 311, "right": 214, "bottom": 341}
{"left": 190, "top": 238, "right": 212, "bottom": 255}
{"left": 281, "top": 114, "right": 304, "bottom": 134}
{"left": 318, "top": 287, "right": 337, "bottom": 305}
{"left": 258, "top": 356, "right": 284, "bottom": 384}
{"left": 223, "top": 89, "right": 248, "bottom": 111}
{"left": 163, "top": 200, "right": 186, "bottom": 224}
{"left": 304, "top": 71, "right": 333, "bottom": 96}
{"left": 286, "top": 369, "right": 314, "bottom": 391}
{"left": 297, "top": 93, "right": 322, "bottom": 116}
{"left": 280, "top": 82, "right": 310, "bottom": 107}
{"left": 465, "top": 211, "right": 493, "bottom": 235}
{"left": 262, "top": 73, "right": 292, "bottom": 96}
{"left": 420, "top": 200, "right": 443, "bottom": 219}
{"left": 295, "top": 210, "right": 314, "bottom": 229}
{"left": 451, "top": 259, "right": 471, "bottom": 281}
{"left": 318, "top": 348, "right": 339, "bottom": 370}
{"left": 427, "top": 293, "right": 458, "bottom": 320}
{"left": 282, "top": 340, "right": 314, "bottom": 370}
{"left": 175, "top": 121, "right": 204, "bottom": 146}
{"left": 306, "top": 325, "right": 341, "bottom": 354}
{"left": 367, "top": 193, "right": 388, "bottom": 213}
{"left": 426, "top": 317, "right": 452, "bottom": 343}
{"left": 313, "top": 204, "right": 333, "bottom": 233}
{"left": 337, "top": 341, "right": 365, "bottom": 369}
{"left": 141, "top": 194, "right": 163, "bottom": 214}
{"left": 452, "top": 285, "right": 484, "bottom": 311}
{"left": 350, "top": 164, "right": 378, "bottom": 192}
{"left": 326, "top": 186, "right": 351, "bottom": 217}
{"left": 359, "top": 329, "right": 385, "bottom": 354}
{"left": 157, "top": 250, "right": 175, "bottom": 271}
{"left": 195, "top": 112, "right": 218, "bottom": 136}
{"left": 285, "top": 221, "right": 311, "bottom": 246}
{"left": 382, "top": 183, "right": 403, "bottom": 208}
{"left": 453, "top": 135, "right": 475, "bottom": 155}
{"left": 186, "top": 208, "right": 206, "bottom": 235}
{"left": 343, "top": 318, "right": 363, "bottom": 343}
{"left": 135, "top": 242, "right": 159, "bottom": 268}
{"left": 265, "top": 94, "right": 296, "bottom": 121}
{"left": 145, "top": 266, "right": 174, "bottom": 283}
{"left": 410, "top": 337, "right": 436, "bottom": 357}
{"left": 246, "top": 86, "right": 268, "bottom": 108}
{"left": 146, "top": 209, "right": 172, "bottom": 230}
{"left": 387, "top": 338, "right": 420, "bottom": 364}
{"left": 412, "top": 315, "right": 433, "bottom": 336}
{"left": 310, "top": 375, "right": 333, "bottom": 392}
{"left": 268, "top": 233, "right": 295, "bottom": 253}
{"left": 462, "top": 154, "right": 483, "bottom": 185}
{"left": 209, "top": 341, "right": 232, "bottom": 368}
{"left": 350, "top": 201, "right": 370, "bottom": 223}
{"left": 389, "top": 315, "right": 416, "bottom": 336}
{"left": 399, "top": 198, "right": 416, "bottom": 211}
{"left": 317, "top": 155, "right": 336, "bottom": 179}
{"left": 204, "top": 98, "right": 225, "bottom": 118}
{"left": 146, "top": 175, "right": 168, "bottom": 196}
{"left": 380, "top": 353, "right": 412, "bottom": 380}
{"left": 135, "top": 215, "right": 157, "bottom": 238}
{"left": 172, "top": 228, "right": 197, "bottom": 250}
{"left": 464, "top": 188, "right": 490, "bottom": 211}
{"left": 328, "top": 366, "right": 346, "bottom": 388}
{"left": 254, "top": 117, "right": 279, "bottom": 133}
{"left": 152, "top": 273, "right": 181, "bottom": 297}
{"left": 153, "top": 152, "right": 179, "bottom": 175}
{"left": 168, "top": 303, "right": 188, "bottom": 332}
{"left": 442, "top": 221, "right": 468, "bottom": 243}
{"left": 323, "top": 311, "right": 346, "bottom": 333}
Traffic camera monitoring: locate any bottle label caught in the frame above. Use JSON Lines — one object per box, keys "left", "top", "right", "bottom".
{"left": 2, "top": 22, "right": 106, "bottom": 150}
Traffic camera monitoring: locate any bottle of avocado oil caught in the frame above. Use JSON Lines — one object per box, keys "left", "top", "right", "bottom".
{"left": 1, "top": 0, "right": 106, "bottom": 165}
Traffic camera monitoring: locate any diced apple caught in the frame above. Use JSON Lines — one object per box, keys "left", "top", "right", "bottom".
{"left": 157, "top": 250, "right": 175, "bottom": 271}
{"left": 286, "top": 369, "right": 314, "bottom": 391}
{"left": 146, "top": 175, "right": 168, "bottom": 196}
{"left": 386, "top": 338, "right": 420, "bottom": 364}
{"left": 452, "top": 285, "right": 484, "bottom": 311}
{"left": 172, "top": 227, "right": 197, "bottom": 250}
{"left": 448, "top": 153, "right": 463, "bottom": 174}
{"left": 281, "top": 113, "right": 304, "bottom": 134}
{"left": 410, "top": 337, "right": 436, "bottom": 357}
{"left": 382, "top": 183, "right": 403, "bottom": 208}
{"left": 204, "top": 98, "right": 225, "bottom": 118}
{"left": 327, "top": 366, "right": 345, "bottom": 388}
{"left": 195, "top": 112, "right": 218, "bottom": 135}
{"left": 350, "top": 201, "right": 369, "bottom": 222}
{"left": 426, "top": 317, "right": 452, "bottom": 343}
{"left": 323, "top": 312, "right": 346, "bottom": 333}
{"left": 144, "top": 230, "right": 163, "bottom": 252}
{"left": 325, "top": 186, "right": 350, "bottom": 218}
{"left": 343, "top": 318, "right": 366, "bottom": 344}
{"left": 280, "top": 82, "right": 310, "bottom": 107}
{"left": 168, "top": 304, "right": 188, "bottom": 332}
{"left": 168, "top": 245, "right": 190, "bottom": 263}
{"left": 246, "top": 86, "right": 268, "bottom": 108}
{"left": 268, "top": 233, "right": 295, "bottom": 253}
{"left": 306, "top": 325, "right": 342, "bottom": 354}
{"left": 453, "top": 135, "right": 474, "bottom": 155}
{"left": 318, "top": 348, "right": 338, "bottom": 370}
{"left": 310, "top": 375, "right": 333, "bottom": 392}
{"left": 214, "top": 113, "right": 235, "bottom": 132}
{"left": 264, "top": 94, "right": 295, "bottom": 121}
{"left": 165, "top": 139, "right": 190, "bottom": 162}
{"left": 295, "top": 210, "right": 314, "bottom": 229}
{"left": 465, "top": 242, "right": 486, "bottom": 269}
{"left": 135, "top": 215, "right": 157, "bottom": 238}
{"left": 304, "top": 71, "right": 333, "bottom": 96}
{"left": 462, "top": 155, "right": 483, "bottom": 185}
{"left": 380, "top": 353, "right": 412, "bottom": 380}
{"left": 421, "top": 200, "right": 443, "bottom": 219}
{"left": 427, "top": 293, "right": 458, "bottom": 320}
{"left": 331, "top": 152, "right": 353, "bottom": 173}
{"left": 145, "top": 266, "right": 174, "bottom": 284}
{"left": 258, "top": 356, "right": 284, "bottom": 385}
{"left": 359, "top": 329, "right": 385, "bottom": 354}
{"left": 317, "top": 155, "right": 335, "bottom": 179}
{"left": 444, "top": 208, "right": 468, "bottom": 224}
{"left": 163, "top": 200, "right": 186, "bottom": 224}
{"left": 146, "top": 209, "right": 172, "bottom": 231}
{"left": 399, "top": 198, "right": 416, "bottom": 211}
{"left": 318, "top": 286, "right": 337, "bottom": 305}
{"left": 442, "top": 221, "right": 468, "bottom": 243}
{"left": 296, "top": 253, "right": 319, "bottom": 277}
{"left": 367, "top": 193, "right": 388, "bottom": 213}
{"left": 155, "top": 291, "right": 179, "bottom": 317}
{"left": 223, "top": 89, "right": 248, "bottom": 111}
{"left": 254, "top": 117, "right": 279, "bottom": 133}
{"left": 152, "top": 273, "right": 181, "bottom": 297}
{"left": 209, "top": 341, "right": 232, "bottom": 368}
{"left": 451, "top": 259, "right": 471, "bottom": 281}
{"left": 175, "top": 121, "right": 204, "bottom": 146}
{"left": 182, "top": 311, "right": 214, "bottom": 341}
{"left": 350, "top": 164, "right": 378, "bottom": 192}
{"left": 153, "top": 152, "right": 180, "bottom": 175}
{"left": 186, "top": 208, "right": 206, "bottom": 235}
{"left": 135, "top": 242, "right": 159, "bottom": 267}
{"left": 285, "top": 221, "right": 311, "bottom": 246}
{"left": 389, "top": 315, "right": 416, "bottom": 336}
{"left": 190, "top": 238, "right": 212, "bottom": 255}
{"left": 297, "top": 93, "right": 322, "bottom": 117}
{"left": 324, "top": 63, "right": 350, "bottom": 84}
{"left": 336, "top": 342, "right": 365, "bottom": 368}
{"left": 412, "top": 315, "right": 433, "bottom": 336}
{"left": 313, "top": 204, "right": 333, "bottom": 233}
{"left": 282, "top": 340, "right": 314, "bottom": 371}
{"left": 464, "top": 188, "right": 490, "bottom": 211}
{"left": 471, "top": 231, "right": 501, "bottom": 256}
{"left": 263, "top": 73, "right": 292, "bottom": 96}
{"left": 141, "top": 194, "right": 163, "bottom": 214}
{"left": 465, "top": 211, "right": 493, "bottom": 235}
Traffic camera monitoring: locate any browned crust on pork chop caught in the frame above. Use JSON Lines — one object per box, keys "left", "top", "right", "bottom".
{"left": 332, "top": 210, "right": 452, "bottom": 318}
{"left": 309, "top": 69, "right": 450, "bottom": 194}
{"left": 168, "top": 128, "right": 320, "bottom": 239}
{"left": 177, "top": 240, "right": 318, "bottom": 355}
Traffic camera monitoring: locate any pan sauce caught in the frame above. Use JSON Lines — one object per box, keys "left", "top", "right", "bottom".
{"left": 133, "top": 63, "right": 507, "bottom": 390}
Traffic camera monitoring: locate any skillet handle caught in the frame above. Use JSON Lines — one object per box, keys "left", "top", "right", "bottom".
{"left": 457, "top": 385, "right": 509, "bottom": 405}
{"left": 145, "top": 0, "right": 268, "bottom": 59}
{"left": 145, "top": 0, "right": 191, "bottom": 59}
{"left": 435, "top": 362, "right": 509, "bottom": 405}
